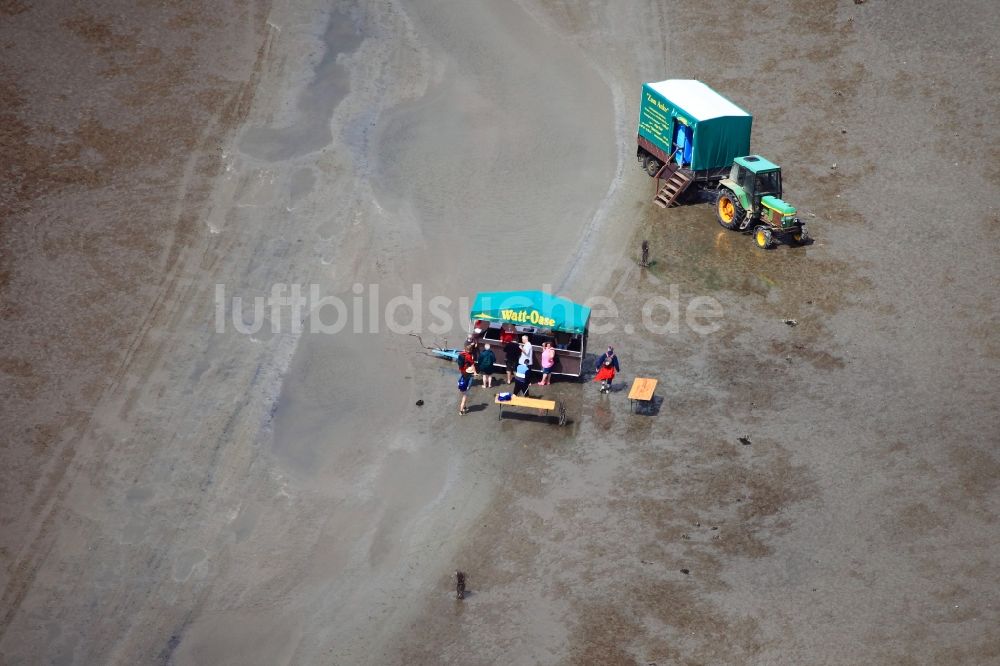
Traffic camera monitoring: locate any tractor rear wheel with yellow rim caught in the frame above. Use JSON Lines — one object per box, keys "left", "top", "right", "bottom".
{"left": 715, "top": 188, "right": 743, "bottom": 230}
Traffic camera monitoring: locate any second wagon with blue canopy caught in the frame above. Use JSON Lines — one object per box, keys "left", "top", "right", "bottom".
{"left": 470, "top": 290, "right": 591, "bottom": 377}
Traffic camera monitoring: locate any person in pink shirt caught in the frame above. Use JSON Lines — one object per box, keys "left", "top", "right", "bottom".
{"left": 536, "top": 341, "right": 556, "bottom": 386}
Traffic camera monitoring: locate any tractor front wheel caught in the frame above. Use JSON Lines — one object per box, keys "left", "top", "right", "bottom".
{"left": 791, "top": 224, "right": 809, "bottom": 245}
{"left": 645, "top": 157, "right": 662, "bottom": 177}
{"left": 716, "top": 188, "right": 744, "bottom": 230}
{"left": 754, "top": 225, "right": 773, "bottom": 249}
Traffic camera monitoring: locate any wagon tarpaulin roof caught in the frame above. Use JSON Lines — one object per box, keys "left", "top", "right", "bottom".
{"left": 638, "top": 79, "right": 752, "bottom": 171}
{"left": 471, "top": 291, "right": 591, "bottom": 335}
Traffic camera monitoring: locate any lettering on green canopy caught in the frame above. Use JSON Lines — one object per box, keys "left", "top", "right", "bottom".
{"left": 499, "top": 309, "right": 557, "bottom": 327}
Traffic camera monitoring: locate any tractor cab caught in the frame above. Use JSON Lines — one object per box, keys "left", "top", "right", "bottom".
{"left": 731, "top": 155, "right": 783, "bottom": 205}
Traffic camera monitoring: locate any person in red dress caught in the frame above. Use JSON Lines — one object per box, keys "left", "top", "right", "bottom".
{"left": 593, "top": 346, "right": 620, "bottom": 394}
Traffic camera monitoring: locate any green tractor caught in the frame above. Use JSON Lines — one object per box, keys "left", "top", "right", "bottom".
{"left": 715, "top": 155, "right": 808, "bottom": 249}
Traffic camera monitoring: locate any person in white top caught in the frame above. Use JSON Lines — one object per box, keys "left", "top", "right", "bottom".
{"left": 518, "top": 335, "right": 533, "bottom": 367}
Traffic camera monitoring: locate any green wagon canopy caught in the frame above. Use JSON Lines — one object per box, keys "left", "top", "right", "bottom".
{"left": 638, "top": 79, "right": 752, "bottom": 171}
{"left": 471, "top": 291, "right": 591, "bottom": 335}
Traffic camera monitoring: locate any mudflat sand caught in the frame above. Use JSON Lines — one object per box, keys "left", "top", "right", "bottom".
{"left": 1, "top": 0, "right": 998, "bottom": 664}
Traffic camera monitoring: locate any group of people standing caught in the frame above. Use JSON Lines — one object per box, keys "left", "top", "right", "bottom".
{"left": 454, "top": 325, "right": 621, "bottom": 415}
{"left": 455, "top": 329, "right": 559, "bottom": 415}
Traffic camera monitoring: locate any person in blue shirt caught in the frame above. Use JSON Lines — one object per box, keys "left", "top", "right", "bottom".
{"left": 513, "top": 362, "right": 531, "bottom": 396}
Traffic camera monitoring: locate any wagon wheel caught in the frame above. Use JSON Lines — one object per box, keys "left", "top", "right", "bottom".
{"left": 645, "top": 157, "right": 662, "bottom": 177}
{"left": 716, "top": 189, "right": 743, "bottom": 230}
{"left": 754, "top": 225, "right": 773, "bottom": 249}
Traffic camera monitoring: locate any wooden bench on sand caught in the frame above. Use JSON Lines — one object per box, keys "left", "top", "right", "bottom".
{"left": 627, "top": 377, "right": 658, "bottom": 414}
{"left": 495, "top": 395, "right": 567, "bottom": 426}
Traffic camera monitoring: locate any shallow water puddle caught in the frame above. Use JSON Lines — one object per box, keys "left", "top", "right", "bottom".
{"left": 240, "top": 8, "right": 364, "bottom": 161}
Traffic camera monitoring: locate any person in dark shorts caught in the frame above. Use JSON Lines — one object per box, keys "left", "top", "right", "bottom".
{"left": 476, "top": 343, "right": 496, "bottom": 388}
{"left": 503, "top": 338, "right": 519, "bottom": 384}
{"left": 457, "top": 371, "right": 472, "bottom": 413}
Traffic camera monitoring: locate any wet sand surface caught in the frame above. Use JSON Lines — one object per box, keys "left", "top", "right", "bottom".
{"left": 2, "top": 0, "right": 999, "bottom": 664}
